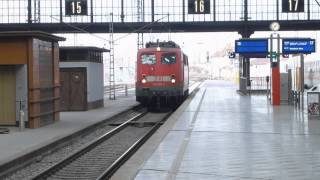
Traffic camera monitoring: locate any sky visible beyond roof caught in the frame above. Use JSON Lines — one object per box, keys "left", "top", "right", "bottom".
{"left": 57, "top": 30, "right": 320, "bottom": 64}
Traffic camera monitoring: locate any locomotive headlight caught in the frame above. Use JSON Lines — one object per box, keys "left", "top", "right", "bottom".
{"left": 142, "top": 79, "right": 147, "bottom": 84}
{"left": 171, "top": 74, "right": 176, "bottom": 84}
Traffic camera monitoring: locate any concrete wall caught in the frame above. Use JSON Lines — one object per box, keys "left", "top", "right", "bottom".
{"left": 88, "top": 63, "right": 104, "bottom": 102}
{"left": 15, "top": 65, "right": 28, "bottom": 123}
{"left": 60, "top": 62, "right": 104, "bottom": 103}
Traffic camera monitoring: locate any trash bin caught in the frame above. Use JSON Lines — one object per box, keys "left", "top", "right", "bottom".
{"left": 307, "top": 92, "right": 320, "bottom": 118}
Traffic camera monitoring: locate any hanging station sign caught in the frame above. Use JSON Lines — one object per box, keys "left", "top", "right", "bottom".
{"left": 65, "top": 0, "right": 88, "bottom": 16}
{"left": 188, "top": 0, "right": 210, "bottom": 14}
{"left": 235, "top": 39, "right": 269, "bottom": 54}
{"left": 235, "top": 39, "right": 269, "bottom": 58}
{"left": 282, "top": 38, "right": 316, "bottom": 54}
{"left": 282, "top": 0, "right": 304, "bottom": 13}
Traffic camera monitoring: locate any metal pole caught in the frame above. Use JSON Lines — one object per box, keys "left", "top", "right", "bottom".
{"left": 244, "top": 0, "right": 248, "bottom": 22}
{"left": 182, "top": 0, "right": 185, "bottom": 22}
{"left": 28, "top": 0, "right": 32, "bottom": 23}
{"left": 125, "top": 84, "right": 128, "bottom": 96}
{"left": 151, "top": 0, "right": 155, "bottom": 22}
{"left": 121, "top": 0, "right": 124, "bottom": 22}
{"left": 19, "top": 110, "right": 25, "bottom": 131}
{"left": 239, "top": 55, "right": 242, "bottom": 91}
{"left": 270, "top": 33, "right": 281, "bottom": 105}
{"left": 19, "top": 100, "right": 25, "bottom": 131}
{"left": 276, "top": 0, "right": 279, "bottom": 21}
{"left": 109, "top": 13, "right": 116, "bottom": 100}
{"left": 91, "top": 0, "right": 94, "bottom": 23}
{"left": 270, "top": 34, "right": 273, "bottom": 103}
{"left": 267, "top": 80, "right": 269, "bottom": 99}
{"left": 143, "top": 0, "right": 145, "bottom": 22}
{"left": 301, "top": 54, "right": 305, "bottom": 109}
{"left": 60, "top": 0, "right": 63, "bottom": 23}
{"left": 308, "top": 0, "right": 310, "bottom": 21}
{"left": 213, "top": 0, "right": 216, "bottom": 21}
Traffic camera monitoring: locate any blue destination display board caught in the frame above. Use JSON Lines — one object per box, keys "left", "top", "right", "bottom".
{"left": 235, "top": 39, "right": 268, "bottom": 54}
{"left": 282, "top": 38, "right": 316, "bottom": 54}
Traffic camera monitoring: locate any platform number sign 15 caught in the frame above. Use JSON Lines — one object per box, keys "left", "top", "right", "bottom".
{"left": 282, "top": 0, "right": 304, "bottom": 12}
{"left": 65, "top": 0, "right": 88, "bottom": 16}
{"left": 188, "top": 0, "right": 210, "bottom": 14}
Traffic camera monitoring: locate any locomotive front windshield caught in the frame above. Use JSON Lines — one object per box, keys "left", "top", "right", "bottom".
{"left": 161, "top": 54, "right": 176, "bottom": 64}
{"left": 141, "top": 54, "right": 156, "bottom": 65}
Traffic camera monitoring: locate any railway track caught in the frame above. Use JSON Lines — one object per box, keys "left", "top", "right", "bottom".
{"left": 2, "top": 107, "right": 142, "bottom": 180}
{"left": 31, "top": 111, "right": 171, "bottom": 180}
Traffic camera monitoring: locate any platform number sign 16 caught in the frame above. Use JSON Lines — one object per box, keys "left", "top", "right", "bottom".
{"left": 188, "top": 0, "right": 210, "bottom": 14}
{"left": 65, "top": 0, "right": 88, "bottom": 16}
{"left": 282, "top": 0, "right": 304, "bottom": 12}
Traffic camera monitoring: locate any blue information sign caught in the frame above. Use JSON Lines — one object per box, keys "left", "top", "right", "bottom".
{"left": 235, "top": 39, "right": 268, "bottom": 54}
{"left": 282, "top": 38, "right": 316, "bottom": 54}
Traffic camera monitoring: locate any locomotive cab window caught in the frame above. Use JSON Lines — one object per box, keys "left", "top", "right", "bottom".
{"left": 141, "top": 54, "right": 156, "bottom": 65}
{"left": 161, "top": 54, "right": 176, "bottom": 64}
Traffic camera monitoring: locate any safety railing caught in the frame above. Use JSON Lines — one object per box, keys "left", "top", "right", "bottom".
{"left": 250, "top": 77, "right": 268, "bottom": 91}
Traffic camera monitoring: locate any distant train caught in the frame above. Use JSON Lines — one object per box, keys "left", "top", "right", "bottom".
{"left": 136, "top": 41, "right": 189, "bottom": 106}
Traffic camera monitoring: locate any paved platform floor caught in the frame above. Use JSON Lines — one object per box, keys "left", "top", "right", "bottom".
{"left": 113, "top": 80, "right": 320, "bottom": 180}
{"left": 0, "top": 95, "right": 138, "bottom": 168}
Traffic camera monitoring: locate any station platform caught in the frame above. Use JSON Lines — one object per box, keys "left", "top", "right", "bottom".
{"left": 0, "top": 95, "right": 138, "bottom": 173}
{"left": 113, "top": 80, "right": 320, "bottom": 180}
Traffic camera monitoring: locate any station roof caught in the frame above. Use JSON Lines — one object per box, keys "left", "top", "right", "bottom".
{"left": 60, "top": 46, "right": 110, "bottom": 52}
{"left": 0, "top": 31, "right": 65, "bottom": 41}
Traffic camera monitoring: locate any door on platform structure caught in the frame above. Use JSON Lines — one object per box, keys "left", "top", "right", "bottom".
{"left": 60, "top": 68, "right": 87, "bottom": 111}
{"left": 0, "top": 66, "right": 16, "bottom": 125}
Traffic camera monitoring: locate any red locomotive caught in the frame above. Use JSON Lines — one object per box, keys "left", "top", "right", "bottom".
{"left": 136, "top": 41, "right": 189, "bottom": 106}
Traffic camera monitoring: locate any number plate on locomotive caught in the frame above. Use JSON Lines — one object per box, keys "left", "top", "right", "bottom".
{"left": 146, "top": 76, "right": 171, "bottom": 82}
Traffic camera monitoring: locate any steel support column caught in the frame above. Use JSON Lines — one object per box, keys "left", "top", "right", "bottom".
{"left": 60, "top": 0, "right": 63, "bottom": 23}
{"left": 121, "top": 0, "right": 125, "bottom": 22}
{"left": 308, "top": 0, "right": 311, "bottom": 20}
{"left": 300, "top": 54, "right": 305, "bottom": 108}
{"left": 238, "top": 29, "right": 253, "bottom": 93}
{"left": 182, "top": 0, "right": 185, "bottom": 22}
{"left": 276, "top": 0, "right": 279, "bottom": 21}
{"left": 213, "top": 0, "right": 216, "bottom": 21}
{"left": 151, "top": 0, "right": 155, "bottom": 22}
{"left": 239, "top": 0, "right": 253, "bottom": 92}
{"left": 28, "top": 0, "right": 32, "bottom": 24}
{"left": 91, "top": 0, "right": 94, "bottom": 23}
{"left": 244, "top": 0, "right": 248, "bottom": 21}
{"left": 270, "top": 33, "right": 281, "bottom": 105}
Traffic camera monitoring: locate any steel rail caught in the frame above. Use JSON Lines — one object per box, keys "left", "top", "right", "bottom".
{"left": 32, "top": 111, "right": 147, "bottom": 180}
{"left": 96, "top": 112, "right": 172, "bottom": 180}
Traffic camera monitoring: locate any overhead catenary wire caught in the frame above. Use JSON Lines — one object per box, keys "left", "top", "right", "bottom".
{"left": 113, "top": 15, "right": 169, "bottom": 42}
{"left": 50, "top": 15, "right": 170, "bottom": 44}
{"left": 50, "top": 15, "right": 110, "bottom": 43}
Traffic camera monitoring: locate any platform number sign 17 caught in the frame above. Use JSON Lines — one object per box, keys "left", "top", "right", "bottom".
{"left": 188, "top": 0, "right": 210, "bottom": 14}
{"left": 282, "top": 0, "right": 304, "bottom": 12}
{"left": 65, "top": 0, "right": 88, "bottom": 16}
